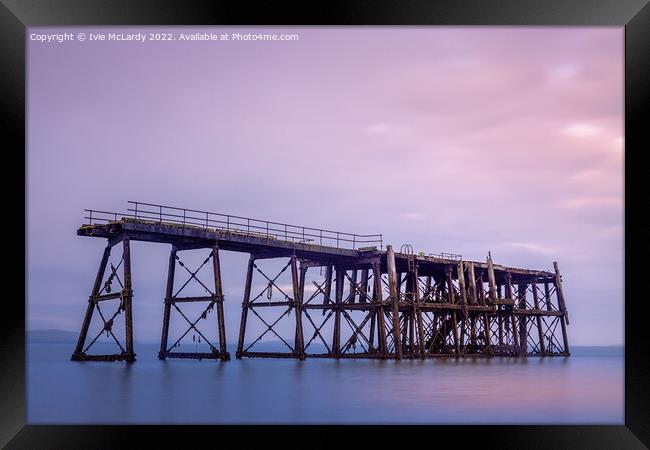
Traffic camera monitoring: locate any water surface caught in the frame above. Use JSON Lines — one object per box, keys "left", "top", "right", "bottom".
{"left": 27, "top": 343, "right": 623, "bottom": 424}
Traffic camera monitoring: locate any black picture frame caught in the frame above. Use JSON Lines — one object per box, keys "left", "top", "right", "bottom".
{"left": 2, "top": 0, "right": 647, "bottom": 448}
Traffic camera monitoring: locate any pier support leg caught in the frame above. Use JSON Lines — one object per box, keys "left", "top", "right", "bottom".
{"left": 372, "top": 262, "right": 387, "bottom": 358}
{"left": 413, "top": 266, "right": 426, "bottom": 359}
{"left": 122, "top": 238, "right": 135, "bottom": 363}
{"left": 321, "top": 265, "right": 333, "bottom": 315}
{"left": 359, "top": 269, "right": 369, "bottom": 303}
{"left": 292, "top": 256, "right": 305, "bottom": 360}
{"left": 386, "top": 245, "right": 402, "bottom": 359}
{"left": 156, "top": 247, "right": 228, "bottom": 361}
{"left": 236, "top": 256, "right": 255, "bottom": 359}
{"left": 332, "top": 266, "right": 344, "bottom": 356}
{"left": 213, "top": 246, "right": 229, "bottom": 361}
{"left": 158, "top": 247, "right": 177, "bottom": 360}
{"left": 71, "top": 238, "right": 136, "bottom": 362}
{"left": 348, "top": 269, "right": 358, "bottom": 303}
{"left": 532, "top": 282, "right": 546, "bottom": 355}
{"left": 518, "top": 283, "right": 528, "bottom": 356}
{"left": 72, "top": 245, "right": 111, "bottom": 359}
{"left": 554, "top": 262, "right": 570, "bottom": 355}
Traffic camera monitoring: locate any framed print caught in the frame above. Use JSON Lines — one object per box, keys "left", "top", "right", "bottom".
{"left": 2, "top": 0, "right": 648, "bottom": 448}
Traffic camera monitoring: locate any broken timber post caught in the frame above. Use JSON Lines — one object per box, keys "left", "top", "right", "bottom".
{"left": 386, "top": 245, "right": 402, "bottom": 359}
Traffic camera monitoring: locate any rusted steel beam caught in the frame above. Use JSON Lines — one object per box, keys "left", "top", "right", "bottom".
{"left": 90, "top": 292, "right": 124, "bottom": 302}
{"left": 236, "top": 256, "right": 255, "bottom": 359}
{"left": 386, "top": 245, "right": 402, "bottom": 359}
{"left": 239, "top": 351, "right": 302, "bottom": 359}
{"left": 212, "top": 246, "right": 229, "bottom": 361}
{"left": 512, "top": 309, "right": 563, "bottom": 316}
{"left": 303, "top": 303, "right": 380, "bottom": 311}
{"left": 251, "top": 301, "right": 293, "bottom": 308}
{"left": 162, "top": 352, "right": 221, "bottom": 360}
{"left": 492, "top": 298, "right": 516, "bottom": 305}
{"left": 158, "top": 247, "right": 177, "bottom": 360}
{"left": 70, "top": 353, "right": 133, "bottom": 362}
{"left": 72, "top": 245, "right": 111, "bottom": 360}
{"left": 300, "top": 257, "right": 379, "bottom": 269}
{"left": 307, "top": 353, "right": 385, "bottom": 359}
{"left": 165, "top": 295, "right": 217, "bottom": 303}
{"left": 419, "top": 302, "right": 463, "bottom": 310}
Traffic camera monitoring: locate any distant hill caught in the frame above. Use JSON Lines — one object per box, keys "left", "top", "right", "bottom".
{"left": 28, "top": 329, "right": 78, "bottom": 343}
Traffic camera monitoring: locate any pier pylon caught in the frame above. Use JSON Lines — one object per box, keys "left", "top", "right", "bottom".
{"left": 71, "top": 237, "right": 135, "bottom": 362}
{"left": 158, "top": 245, "right": 229, "bottom": 361}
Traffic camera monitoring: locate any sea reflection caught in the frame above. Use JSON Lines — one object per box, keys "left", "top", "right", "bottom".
{"left": 28, "top": 343, "right": 623, "bottom": 424}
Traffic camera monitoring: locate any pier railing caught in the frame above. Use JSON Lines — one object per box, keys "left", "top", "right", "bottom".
{"left": 83, "top": 201, "right": 383, "bottom": 251}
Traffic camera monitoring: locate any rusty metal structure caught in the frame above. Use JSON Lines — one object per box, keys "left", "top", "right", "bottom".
{"left": 71, "top": 201, "right": 570, "bottom": 363}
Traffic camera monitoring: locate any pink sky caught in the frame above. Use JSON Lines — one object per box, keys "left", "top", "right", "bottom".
{"left": 27, "top": 27, "right": 623, "bottom": 345}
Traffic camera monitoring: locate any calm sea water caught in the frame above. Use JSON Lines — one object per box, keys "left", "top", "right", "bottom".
{"left": 27, "top": 343, "right": 623, "bottom": 424}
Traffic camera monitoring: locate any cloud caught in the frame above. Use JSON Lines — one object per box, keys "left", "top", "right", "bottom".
{"left": 614, "top": 136, "right": 624, "bottom": 151}
{"left": 558, "top": 196, "right": 621, "bottom": 209}
{"left": 363, "top": 123, "right": 411, "bottom": 136}
{"left": 501, "top": 241, "right": 559, "bottom": 256}
{"left": 562, "top": 123, "right": 602, "bottom": 138}
{"left": 548, "top": 63, "right": 578, "bottom": 81}
{"left": 400, "top": 212, "right": 426, "bottom": 221}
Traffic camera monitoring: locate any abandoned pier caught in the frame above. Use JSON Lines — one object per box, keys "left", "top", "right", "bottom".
{"left": 71, "top": 201, "right": 570, "bottom": 363}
